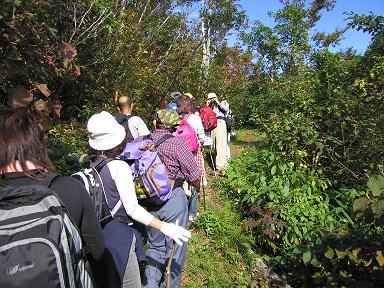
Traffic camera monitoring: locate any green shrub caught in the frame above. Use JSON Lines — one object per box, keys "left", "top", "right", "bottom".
{"left": 47, "top": 122, "right": 88, "bottom": 175}
{"left": 222, "top": 147, "right": 353, "bottom": 251}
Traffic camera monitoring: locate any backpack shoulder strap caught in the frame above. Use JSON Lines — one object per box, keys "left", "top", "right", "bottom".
{"left": 39, "top": 173, "right": 61, "bottom": 188}
{"left": 124, "top": 114, "right": 133, "bottom": 121}
{"left": 154, "top": 134, "right": 174, "bottom": 148}
{"left": 183, "top": 113, "right": 192, "bottom": 121}
{"left": 94, "top": 158, "right": 119, "bottom": 172}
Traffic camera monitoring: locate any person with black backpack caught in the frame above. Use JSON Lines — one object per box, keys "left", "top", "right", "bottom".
{"left": 113, "top": 95, "right": 150, "bottom": 142}
{"left": 0, "top": 106, "right": 104, "bottom": 288}
{"left": 86, "top": 111, "right": 191, "bottom": 288}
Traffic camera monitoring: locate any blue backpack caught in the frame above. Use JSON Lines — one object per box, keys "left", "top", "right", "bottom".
{"left": 120, "top": 135, "right": 173, "bottom": 206}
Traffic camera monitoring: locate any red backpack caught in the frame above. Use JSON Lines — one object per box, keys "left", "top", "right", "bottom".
{"left": 200, "top": 107, "right": 217, "bottom": 131}
{"left": 172, "top": 114, "right": 200, "bottom": 153}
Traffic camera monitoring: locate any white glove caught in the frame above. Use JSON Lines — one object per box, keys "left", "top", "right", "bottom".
{"left": 160, "top": 222, "right": 192, "bottom": 246}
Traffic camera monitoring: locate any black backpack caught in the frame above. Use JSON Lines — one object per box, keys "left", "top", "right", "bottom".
{"left": 113, "top": 113, "right": 134, "bottom": 142}
{"left": 225, "top": 109, "right": 234, "bottom": 133}
{"left": 72, "top": 158, "right": 129, "bottom": 227}
{"left": 0, "top": 174, "right": 94, "bottom": 288}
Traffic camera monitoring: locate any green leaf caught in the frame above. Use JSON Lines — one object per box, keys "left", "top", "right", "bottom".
{"left": 324, "top": 247, "right": 334, "bottom": 260}
{"left": 271, "top": 165, "right": 277, "bottom": 175}
{"left": 282, "top": 182, "right": 290, "bottom": 196}
{"left": 302, "top": 250, "right": 312, "bottom": 265}
{"left": 48, "top": 27, "right": 58, "bottom": 36}
{"left": 353, "top": 197, "right": 370, "bottom": 212}
{"left": 371, "top": 200, "right": 384, "bottom": 217}
{"left": 335, "top": 249, "right": 348, "bottom": 259}
{"left": 367, "top": 175, "right": 384, "bottom": 196}
{"left": 376, "top": 251, "right": 384, "bottom": 267}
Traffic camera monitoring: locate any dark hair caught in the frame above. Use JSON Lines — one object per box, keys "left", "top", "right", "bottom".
{"left": 0, "top": 106, "right": 55, "bottom": 176}
{"left": 177, "top": 95, "right": 193, "bottom": 114}
{"left": 88, "top": 141, "right": 127, "bottom": 159}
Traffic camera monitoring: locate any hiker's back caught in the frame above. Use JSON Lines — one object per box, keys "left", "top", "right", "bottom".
{"left": 173, "top": 115, "right": 200, "bottom": 153}
{"left": 0, "top": 107, "right": 103, "bottom": 288}
{"left": 121, "top": 136, "right": 173, "bottom": 206}
{"left": 113, "top": 112, "right": 134, "bottom": 142}
{"left": 200, "top": 107, "right": 217, "bottom": 131}
{"left": 0, "top": 176, "right": 94, "bottom": 288}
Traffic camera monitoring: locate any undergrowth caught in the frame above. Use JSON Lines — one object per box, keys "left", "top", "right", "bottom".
{"left": 184, "top": 186, "right": 269, "bottom": 287}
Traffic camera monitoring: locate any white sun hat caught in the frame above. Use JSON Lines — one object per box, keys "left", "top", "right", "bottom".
{"left": 207, "top": 92, "right": 217, "bottom": 100}
{"left": 87, "top": 111, "right": 126, "bottom": 151}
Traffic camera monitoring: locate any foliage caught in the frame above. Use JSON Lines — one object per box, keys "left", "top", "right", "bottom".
{"left": 186, "top": 197, "right": 262, "bottom": 287}
{"left": 220, "top": 147, "right": 359, "bottom": 252}
{"left": 221, "top": 132, "right": 384, "bottom": 286}
{"left": 0, "top": 0, "right": 247, "bottom": 122}
{"left": 47, "top": 121, "right": 88, "bottom": 175}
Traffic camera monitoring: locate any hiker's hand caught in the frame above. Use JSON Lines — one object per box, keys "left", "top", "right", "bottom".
{"left": 160, "top": 222, "right": 191, "bottom": 245}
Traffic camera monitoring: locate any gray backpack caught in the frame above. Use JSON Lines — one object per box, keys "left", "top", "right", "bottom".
{"left": 0, "top": 174, "right": 95, "bottom": 288}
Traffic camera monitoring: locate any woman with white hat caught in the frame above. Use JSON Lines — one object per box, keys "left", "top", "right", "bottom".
{"left": 87, "top": 111, "right": 191, "bottom": 288}
{"left": 206, "top": 92, "right": 229, "bottom": 172}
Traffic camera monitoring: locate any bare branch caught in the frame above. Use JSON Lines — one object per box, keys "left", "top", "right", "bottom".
{"left": 153, "top": 43, "right": 174, "bottom": 76}
{"left": 74, "top": 11, "right": 113, "bottom": 46}
{"left": 138, "top": 0, "right": 150, "bottom": 24}
{"left": 70, "top": 2, "right": 94, "bottom": 42}
{"left": 69, "top": 4, "right": 77, "bottom": 42}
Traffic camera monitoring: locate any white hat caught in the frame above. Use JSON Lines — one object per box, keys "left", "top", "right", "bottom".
{"left": 207, "top": 92, "right": 217, "bottom": 100}
{"left": 87, "top": 111, "right": 126, "bottom": 151}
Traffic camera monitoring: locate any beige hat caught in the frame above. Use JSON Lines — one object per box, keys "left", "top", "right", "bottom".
{"left": 207, "top": 92, "right": 217, "bottom": 100}
{"left": 87, "top": 111, "right": 126, "bottom": 150}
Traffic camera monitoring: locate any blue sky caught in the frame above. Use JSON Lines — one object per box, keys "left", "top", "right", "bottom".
{"left": 235, "top": 0, "right": 384, "bottom": 54}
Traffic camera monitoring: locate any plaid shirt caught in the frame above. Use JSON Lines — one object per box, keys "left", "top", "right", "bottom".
{"left": 138, "top": 129, "right": 202, "bottom": 182}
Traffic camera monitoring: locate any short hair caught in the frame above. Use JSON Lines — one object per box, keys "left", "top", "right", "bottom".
{"left": 116, "top": 95, "right": 133, "bottom": 110}
{"left": 177, "top": 95, "right": 193, "bottom": 114}
{"left": 88, "top": 141, "right": 126, "bottom": 159}
{"left": 0, "top": 106, "right": 55, "bottom": 177}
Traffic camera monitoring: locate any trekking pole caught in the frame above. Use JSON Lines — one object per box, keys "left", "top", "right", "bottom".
{"left": 209, "top": 146, "right": 216, "bottom": 176}
{"left": 201, "top": 176, "right": 206, "bottom": 211}
{"left": 166, "top": 219, "right": 178, "bottom": 288}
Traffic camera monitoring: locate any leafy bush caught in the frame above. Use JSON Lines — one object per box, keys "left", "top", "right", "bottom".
{"left": 47, "top": 121, "right": 88, "bottom": 175}
{"left": 221, "top": 147, "right": 361, "bottom": 252}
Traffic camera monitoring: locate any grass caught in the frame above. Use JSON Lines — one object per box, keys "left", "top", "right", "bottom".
{"left": 182, "top": 130, "right": 269, "bottom": 288}
{"left": 183, "top": 199, "right": 262, "bottom": 287}
{"left": 182, "top": 129, "right": 270, "bottom": 287}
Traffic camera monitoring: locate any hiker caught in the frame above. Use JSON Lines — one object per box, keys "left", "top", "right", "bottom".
{"left": 177, "top": 94, "right": 207, "bottom": 221}
{"left": 0, "top": 106, "right": 105, "bottom": 283}
{"left": 221, "top": 99, "right": 232, "bottom": 161}
{"left": 86, "top": 111, "right": 191, "bottom": 288}
{"left": 206, "top": 92, "right": 229, "bottom": 172}
{"left": 114, "top": 95, "right": 150, "bottom": 141}
{"left": 140, "top": 109, "right": 202, "bottom": 288}
{"left": 166, "top": 91, "right": 182, "bottom": 114}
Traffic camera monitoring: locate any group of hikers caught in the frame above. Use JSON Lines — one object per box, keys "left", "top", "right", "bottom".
{"left": 0, "top": 90, "right": 233, "bottom": 288}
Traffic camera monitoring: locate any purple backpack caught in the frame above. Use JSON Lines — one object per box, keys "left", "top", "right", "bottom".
{"left": 120, "top": 135, "right": 173, "bottom": 206}
{"left": 173, "top": 114, "right": 200, "bottom": 153}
